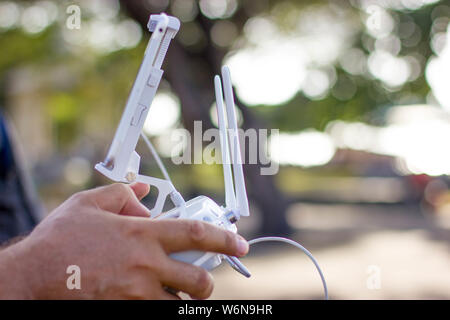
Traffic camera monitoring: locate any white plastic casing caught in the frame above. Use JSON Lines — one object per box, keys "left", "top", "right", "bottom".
{"left": 156, "top": 196, "right": 237, "bottom": 270}
{"left": 148, "top": 14, "right": 180, "bottom": 36}
{"left": 95, "top": 13, "right": 180, "bottom": 218}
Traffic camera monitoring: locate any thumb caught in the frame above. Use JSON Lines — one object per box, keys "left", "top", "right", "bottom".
{"left": 130, "top": 182, "right": 150, "bottom": 201}
{"left": 90, "top": 183, "right": 150, "bottom": 217}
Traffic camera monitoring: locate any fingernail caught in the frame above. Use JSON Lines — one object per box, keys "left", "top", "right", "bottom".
{"left": 236, "top": 236, "right": 249, "bottom": 256}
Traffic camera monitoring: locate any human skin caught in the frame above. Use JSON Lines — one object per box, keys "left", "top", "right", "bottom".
{"left": 0, "top": 183, "right": 249, "bottom": 299}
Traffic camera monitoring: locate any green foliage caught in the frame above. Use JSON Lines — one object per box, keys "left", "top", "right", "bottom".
{"left": 1, "top": 0, "right": 443, "bottom": 136}
{"left": 46, "top": 93, "right": 79, "bottom": 122}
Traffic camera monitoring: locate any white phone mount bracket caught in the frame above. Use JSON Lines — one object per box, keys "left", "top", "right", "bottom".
{"left": 95, "top": 13, "right": 184, "bottom": 217}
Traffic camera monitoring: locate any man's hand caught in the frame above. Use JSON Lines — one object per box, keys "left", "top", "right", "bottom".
{"left": 0, "top": 183, "right": 249, "bottom": 299}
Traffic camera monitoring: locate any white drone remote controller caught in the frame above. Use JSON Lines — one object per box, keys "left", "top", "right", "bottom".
{"left": 95, "top": 13, "right": 251, "bottom": 278}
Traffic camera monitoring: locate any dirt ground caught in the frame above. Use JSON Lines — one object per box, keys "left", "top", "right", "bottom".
{"left": 209, "top": 203, "right": 450, "bottom": 299}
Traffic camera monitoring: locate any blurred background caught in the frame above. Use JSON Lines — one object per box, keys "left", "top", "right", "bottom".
{"left": 0, "top": 0, "right": 449, "bottom": 299}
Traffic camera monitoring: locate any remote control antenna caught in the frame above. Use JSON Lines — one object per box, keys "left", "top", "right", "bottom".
{"left": 221, "top": 66, "right": 250, "bottom": 217}
{"left": 214, "top": 75, "right": 236, "bottom": 211}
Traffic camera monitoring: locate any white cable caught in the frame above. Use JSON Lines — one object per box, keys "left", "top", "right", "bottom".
{"left": 140, "top": 132, "right": 172, "bottom": 183}
{"left": 248, "top": 237, "right": 329, "bottom": 300}
{"left": 140, "top": 132, "right": 187, "bottom": 216}
{"left": 140, "top": 132, "right": 328, "bottom": 299}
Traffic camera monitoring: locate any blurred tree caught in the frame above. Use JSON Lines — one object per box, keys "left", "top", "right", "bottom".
{"left": 0, "top": 0, "right": 446, "bottom": 232}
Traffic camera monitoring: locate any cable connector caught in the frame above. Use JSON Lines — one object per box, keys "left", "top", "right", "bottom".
{"left": 170, "top": 190, "right": 185, "bottom": 207}
{"left": 225, "top": 210, "right": 240, "bottom": 224}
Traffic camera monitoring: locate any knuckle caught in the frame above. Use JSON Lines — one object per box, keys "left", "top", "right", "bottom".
{"left": 189, "top": 220, "right": 207, "bottom": 242}
{"left": 128, "top": 248, "right": 149, "bottom": 268}
{"left": 194, "top": 269, "right": 213, "bottom": 298}
{"left": 123, "top": 281, "right": 151, "bottom": 300}
{"left": 124, "top": 220, "right": 146, "bottom": 238}
{"left": 114, "top": 183, "right": 132, "bottom": 196}
{"left": 69, "top": 190, "right": 89, "bottom": 204}
{"left": 224, "top": 231, "right": 236, "bottom": 252}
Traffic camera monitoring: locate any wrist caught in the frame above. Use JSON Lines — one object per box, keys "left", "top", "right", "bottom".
{"left": 0, "top": 240, "right": 35, "bottom": 299}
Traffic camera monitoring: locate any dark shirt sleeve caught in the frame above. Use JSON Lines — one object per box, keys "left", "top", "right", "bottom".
{"left": 0, "top": 114, "right": 41, "bottom": 244}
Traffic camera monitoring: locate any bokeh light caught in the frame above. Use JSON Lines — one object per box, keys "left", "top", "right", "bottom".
{"left": 270, "top": 130, "right": 336, "bottom": 167}
{"left": 171, "top": 0, "right": 198, "bottom": 22}
{"left": 426, "top": 24, "right": 450, "bottom": 110}
{"left": 226, "top": 4, "right": 359, "bottom": 105}
{"left": 199, "top": 0, "right": 238, "bottom": 20}
{"left": 0, "top": 2, "right": 20, "bottom": 30}
{"left": 327, "top": 105, "right": 450, "bottom": 176}
{"left": 21, "top": 5, "right": 51, "bottom": 34}
{"left": 143, "top": 92, "right": 181, "bottom": 136}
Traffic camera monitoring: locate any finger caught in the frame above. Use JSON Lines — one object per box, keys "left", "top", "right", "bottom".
{"left": 130, "top": 182, "right": 150, "bottom": 201}
{"left": 159, "top": 287, "right": 181, "bottom": 300}
{"left": 89, "top": 183, "right": 150, "bottom": 217}
{"left": 148, "top": 219, "right": 249, "bottom": 257}
{"left": 160, "top": 258, "right": 214, "bottom": 300}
